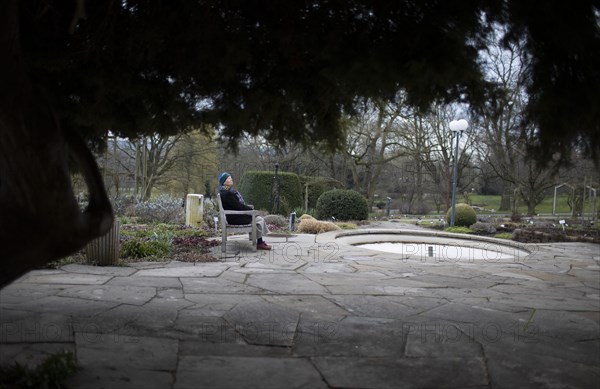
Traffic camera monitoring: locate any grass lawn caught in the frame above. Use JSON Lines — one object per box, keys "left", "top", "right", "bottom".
{"left": 466, "top": 194, "right": 579, "bottom": 215}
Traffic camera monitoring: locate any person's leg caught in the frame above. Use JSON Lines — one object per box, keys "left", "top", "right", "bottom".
{"left": 255, "top": 216, "right": 270, "bottom": 240}
{"left": 255, "top": 216, "right": 271, "bottom": 249}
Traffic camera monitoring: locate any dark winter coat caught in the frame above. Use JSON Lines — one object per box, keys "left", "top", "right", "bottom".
{"left": 219, "top": 187, "right": 253, "bottom": 225}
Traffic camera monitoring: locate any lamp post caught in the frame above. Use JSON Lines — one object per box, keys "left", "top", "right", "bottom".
{"left": 449, "top": 119, "right": 468, "bottom": 226}
{"left": 271, "top": 162, "right": 280, "bottom": 214}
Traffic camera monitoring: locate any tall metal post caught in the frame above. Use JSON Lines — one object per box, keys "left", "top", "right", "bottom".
{"left": 271, "top": 162, "right": 280, "bottom": 214}
{"left": 450, "top": 131, "right": 460, "bottom": 226}
{"left": 449, "top": 119, "right": 468, "bottom": 226}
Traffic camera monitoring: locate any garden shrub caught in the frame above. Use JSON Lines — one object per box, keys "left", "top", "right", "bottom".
{"left": 203, "top": 198, "right": 219, "bottom": 231}
{"left": 238, "top": 171, "right": 302, "bottom": 214}
{"left": 445, "top": 203, "right": 477, "bottom": 227}
{"left": 118, "top": 223, "right": 213, "bottom": 261}
{"left": 315, "top": 189, "right": 369, "bottom": 221}
{"left": 120, "top": 237, "right": 171, "bottom": 259}
{"left": 470, "top": 222, "right": 497, "bottom": 234}
{"left": 297, "top": 218, "right": 341, "bottom": 234}
{"left": 264, "top": 214, "right": 288, "bottom": 227}
{"left": 172, "top": 235, "right": 220, "bottom": 249}
{"left": 134, "top": 195, "right": 185, "bottom": 224}
{"left": 444, "top": 226, "right": 473, "bottom": 234}
{"left": 299, "top": 176, "right": 331, "bottom": 210}
{"left": 335, "top": 222, "right": 357, "bottom": 230}
{"left": 292, "top": 207, "right": 317, "bottom": 219}
{"left": 112, "top": 196, "right": 137, "bottom": 217}
{"left": 148, "top": 223, "right": 209, "bottom": 238}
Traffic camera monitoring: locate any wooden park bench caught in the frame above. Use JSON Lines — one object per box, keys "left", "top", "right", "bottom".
{"left": 216, "top": 192, "right": 257, "bottom": 253}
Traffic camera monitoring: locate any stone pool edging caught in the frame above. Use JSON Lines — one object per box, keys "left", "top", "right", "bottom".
{"left": 317, "top": 228, "right": 531, "bottom": 257}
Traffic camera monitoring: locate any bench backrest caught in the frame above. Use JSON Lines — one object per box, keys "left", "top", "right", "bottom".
{"left": 216, "top": 192, "right": 228, "bottom": 229}
{"left": 216, "top": 192, "right": 254, "bottom": 228}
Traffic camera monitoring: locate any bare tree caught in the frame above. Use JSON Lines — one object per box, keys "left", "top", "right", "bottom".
{"left": 344, "top": 97, "right": 410, "bottom": 207}
{"left": 476, "top": 27, "right": 560, "bottom": 215}
{"left": 162, "top": 129, "right": 219, "bottom": 199}
{"left": 116, "top": 134, "right": 184, "bottom": 201}
{"left": 399, "top": 104, "right": 476, "bottom": 213}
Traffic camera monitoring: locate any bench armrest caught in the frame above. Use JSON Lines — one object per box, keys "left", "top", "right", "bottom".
{"left": 223, "top": 210, "right": 258, "bottom": 215}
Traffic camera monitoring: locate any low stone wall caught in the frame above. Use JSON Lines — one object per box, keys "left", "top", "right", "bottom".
{"left": 513, "top": 228, "right": 599, "bottom": 244}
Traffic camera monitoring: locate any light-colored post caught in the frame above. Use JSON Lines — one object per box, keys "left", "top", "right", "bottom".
{"left": 185, "top": 194, "right": 204, "bottom": 227}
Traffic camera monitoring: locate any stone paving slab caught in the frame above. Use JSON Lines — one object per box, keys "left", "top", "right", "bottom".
{"left": 261, "top": 295, "right": 350, "bottom": 320}
{"left": 9, "top": 295, "right": 120, "bottom": 316}
{"left": 223, "top": 300, "right": 300, "bottom": 346}
{"left": 0, "top": 283, "right": 77, "bottom": 305}
{"left": 67, "top": 367, "right": 174, "bottom": 389}
{"left": 134, "top": 263, "right": 231, "bottom": 278}
{"left": 0, "top": 342, "right": 76, "bottom": 368}
{"left": 181, "top": 276, "right": 266, "bottom": 294}
{"left": 0, "top": 230, "right": 598, "bottom": 388}
{"left": 1, "top": 310, "right": 75, "bottom": 343}
{"left": 106, "top": 276, "right": 183, "bottom": 289}
{"left": 57, "top": 285, "right": 157, "bottom": 305}
{"left": 245, "top": 273, "right": 331, "bottom": 294}
{"left": 75, "top": 332, "right": 178, "bottom": 370}
{"left": 294, "top": 316, "right": 405, "bottom": 358}
{"left": 175, "top": 356, "right": 328, "bottom": 389}
{"left": 484, "top": 345, "right": 600, "bottom": 388}
{"left": 313, "top": 356, "right": 489, "bottom": 389}
{"left": 17, "top": 272, "right": 113, "bottom": 285}
{"left": 61, "top": 263, "right": 138, "bottom": 277}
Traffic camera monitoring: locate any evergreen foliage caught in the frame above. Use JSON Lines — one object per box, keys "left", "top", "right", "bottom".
{"left": 299, "top": 176, "right": 332, "bottom": 210}
{"left": 10, "top": 1, "right": 600, "bottom": 163}
{"left": 316, "top": 189, "right": 369, "bottom": 221}
{"left": 238, "top": 171, "right": 302, "bottom": 215}
{"left": 446, "top": 203, "right": 478, "bottom": 227}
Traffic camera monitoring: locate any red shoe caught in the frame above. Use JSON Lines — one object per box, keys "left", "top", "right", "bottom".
{"left": 257, "top": 242, "right": 272, "bottom": 250}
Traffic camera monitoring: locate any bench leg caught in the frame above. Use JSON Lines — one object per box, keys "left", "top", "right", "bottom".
{"left": 251, "top": 226, "right": 257, "bottom": 251}
{"left": 221, "top": 229, "right": 226, "bottom": 253}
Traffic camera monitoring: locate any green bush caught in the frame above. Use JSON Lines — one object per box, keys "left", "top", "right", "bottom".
{"left": 120, "top": 237, "right": 170, "bottom": 259}
{"left": 299, "top": 176, "right": 331, "bottom": 210}
{"left": 446, "top": 203, "right": 477, "bottom": 227}
{"left": 119, "top": 224, "right": 212, "bottom": 260}
{"left": 315, "top": 189, "right": 369, "bottom": 221}
{"left": 264, "top": 214, "right": 288, "bottom": 227}
{"left": 445, "top": 226, "right": 473, "bottom": 234}
{"left": 335, "top": 222, "right": 357, "bottom": 230}
{"left": 238, "top": 171, "right": 302, "bottom": 215}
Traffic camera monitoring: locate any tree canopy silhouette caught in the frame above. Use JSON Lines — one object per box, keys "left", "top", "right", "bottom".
{"left": 0, "top": 0, "right": 598, "bottom": 287}
{"left": 15, "top": 0, "right": 598, "bottom": 161}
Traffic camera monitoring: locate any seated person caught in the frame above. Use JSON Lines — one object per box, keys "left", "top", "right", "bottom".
{"left": 218, "top": 172, "right": 271, "bottom": 250}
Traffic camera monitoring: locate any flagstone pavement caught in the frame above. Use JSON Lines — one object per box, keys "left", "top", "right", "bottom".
{"left": 1, "top": 224, "right": 599, "bottom": 388}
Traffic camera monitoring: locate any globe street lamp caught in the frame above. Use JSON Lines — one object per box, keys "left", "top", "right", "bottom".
{"left": 449, "top": 119, "right": 468, "bottom": 226}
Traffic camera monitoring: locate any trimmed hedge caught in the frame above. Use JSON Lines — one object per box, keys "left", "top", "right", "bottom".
{"left": 299, "top": 176, "right": 331, "bottom": 210}
{"left": 315, "top": 189, "right": 369, "bottom": 221}
{"left": 446, "top": 203, "right": 477, "bottom": 227}
{"left": 238, "top": 171, "right": 302, "bottom": 215}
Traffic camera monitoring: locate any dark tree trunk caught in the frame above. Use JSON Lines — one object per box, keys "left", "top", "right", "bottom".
{"left": 0, "top": 0, "right": 113, "bottom": 288}
{"left": 499, "top": 188, "right": 511, "bottom": 212}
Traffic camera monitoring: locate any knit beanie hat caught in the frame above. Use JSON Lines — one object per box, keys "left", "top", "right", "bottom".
{"left": 218, "top": 172, "right": 231, "bottom": 186}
